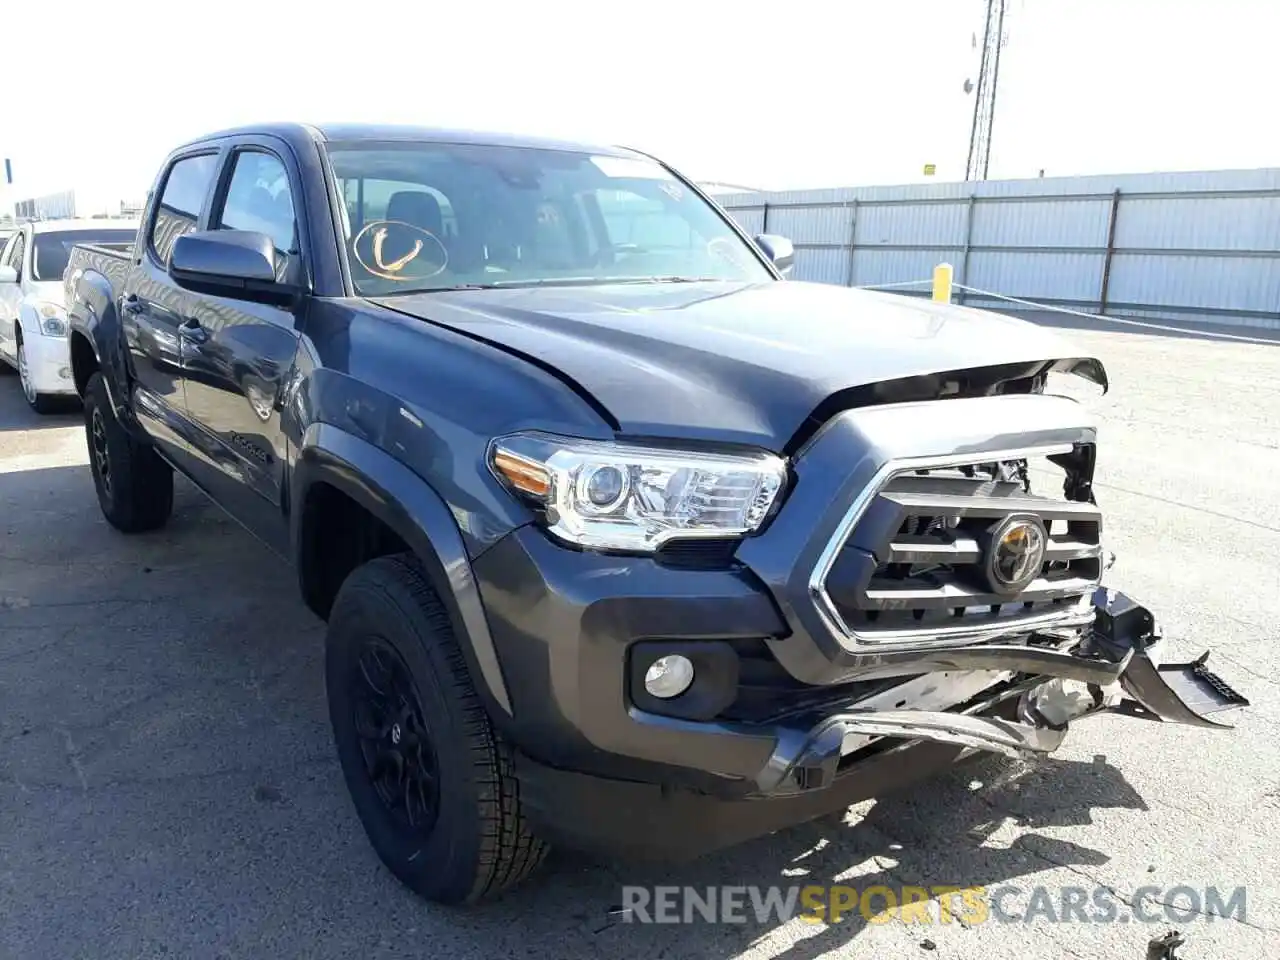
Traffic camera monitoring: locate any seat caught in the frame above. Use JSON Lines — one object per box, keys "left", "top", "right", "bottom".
{"left": 382, "top": 190, "right": 447, "bottom": 269}
{"left": 386, "top": 191, "right": 443, "bottom": 237}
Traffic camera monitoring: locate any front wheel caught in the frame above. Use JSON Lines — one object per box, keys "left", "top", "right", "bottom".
{"left": 83, "top": 372, "right": 174, "bottom": 532}
{"left": 325, "top": 554, "right": 548, "bottom": 904}
{"left": 18, "top": 341, "right": 61, "bottom": 414}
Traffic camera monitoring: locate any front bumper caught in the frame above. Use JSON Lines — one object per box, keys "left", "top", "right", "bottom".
{"left": 495, "top": 578, "right": 1249, "bottom": 861}
{"left": 756, "top": 592, "right": 1250, "bottom": 797}
{"left": 476, "top": 526, "right": 1249, "bottom": 796}
{"left": 20, "top": 331, "right": 75, "bottom": 396}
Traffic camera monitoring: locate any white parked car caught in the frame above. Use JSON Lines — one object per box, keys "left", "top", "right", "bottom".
{"left": 0, "top": 219, "right": 139, "bottom": 412}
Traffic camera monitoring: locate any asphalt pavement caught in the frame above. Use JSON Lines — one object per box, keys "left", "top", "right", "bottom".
{"left": 1, "top": 322, "right": 1277, "bottom": 959}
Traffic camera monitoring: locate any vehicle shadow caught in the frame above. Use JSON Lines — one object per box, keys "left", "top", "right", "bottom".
{"left": 531, "top": 751, "right": 1146, "bottom": 957}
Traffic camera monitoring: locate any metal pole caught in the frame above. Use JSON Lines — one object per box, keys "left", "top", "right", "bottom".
{"left": 958, "top": 195, "right": 977, "bottom": 304}
{"left": 761, "top": 201, "right": 770, "bottom": 234}
{"left": 1099, "top": 189, "right": 1121, "bottom": 314}
{"left": 844, "top": 199, "right": 859, "bottom": 287}
{"left": 966, "top": 0, "right": 996, "bottom": 180}
{"left": 983, "top": 0, "right": 1007, "bottom": 180}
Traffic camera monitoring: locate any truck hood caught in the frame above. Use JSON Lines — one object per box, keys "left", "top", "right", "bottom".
{"left": 373, "top": 280, "right": 1105, "bottom": 450}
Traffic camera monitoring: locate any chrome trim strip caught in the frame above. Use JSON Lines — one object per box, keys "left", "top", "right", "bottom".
{"left": 808, "top": 443, "right": 1096, "bottom": 652}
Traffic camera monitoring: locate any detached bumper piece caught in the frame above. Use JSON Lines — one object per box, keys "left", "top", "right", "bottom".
{"left": 766, "top": 589, "right": 1250, "bottom": 796}
{"left": 1116, "top": 652, "right": 1251, "bottom": 727}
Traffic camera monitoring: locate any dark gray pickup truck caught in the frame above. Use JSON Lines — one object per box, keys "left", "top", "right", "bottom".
{"left": 64, "top": 122, "right": 1248, "bottom": 905}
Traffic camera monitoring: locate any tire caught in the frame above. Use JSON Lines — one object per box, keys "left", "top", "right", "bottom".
{"left": 326, "top": 554, "right": 548, "bottom": 904}
{"left": 83, "top": 372, "right": 174, "bottom": 532}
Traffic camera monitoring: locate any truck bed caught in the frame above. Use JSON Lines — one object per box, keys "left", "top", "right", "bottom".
{"left": 65, "top": 242, "right": 134, "bottom": 306}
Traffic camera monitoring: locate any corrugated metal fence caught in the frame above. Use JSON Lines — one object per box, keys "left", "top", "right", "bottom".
{"left": 716, "top": 168, "right": 1280, "bottom": 331}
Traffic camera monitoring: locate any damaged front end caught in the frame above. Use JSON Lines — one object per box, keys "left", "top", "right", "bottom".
{"left": 733, "top": 389, "right": 1251, "bottom": 799}
{"left": 761, "top": 588, "right": 1251, "bottom": 796}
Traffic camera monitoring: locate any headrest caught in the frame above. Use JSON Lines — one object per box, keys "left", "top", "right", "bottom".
{"left": 386, "top": 191, "right": 443, "bottom": 236}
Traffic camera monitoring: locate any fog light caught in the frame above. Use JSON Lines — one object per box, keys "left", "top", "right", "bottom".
{"left": 643, "top": 655, "right": 694, "bottom": 699}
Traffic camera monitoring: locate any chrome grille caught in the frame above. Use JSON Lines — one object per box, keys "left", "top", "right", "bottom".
{"left": 812, "top": 444, "right": 1102, "bottom": 649}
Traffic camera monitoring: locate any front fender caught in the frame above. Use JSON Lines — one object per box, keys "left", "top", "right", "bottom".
{"left": 293, "top": 422, "right": 512, "bottom": 714}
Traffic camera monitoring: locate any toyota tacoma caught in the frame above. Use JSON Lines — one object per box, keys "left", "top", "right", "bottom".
{"left": 64, "top": 123, "right": 1249, "bottom": 905}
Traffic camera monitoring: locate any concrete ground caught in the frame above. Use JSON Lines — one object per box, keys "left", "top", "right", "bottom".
{"left": 1, "top": 322, "right": 1277, "bottom": 959}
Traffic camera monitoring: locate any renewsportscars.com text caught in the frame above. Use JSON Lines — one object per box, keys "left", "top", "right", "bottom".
{"left": 619, "top": 884, "right": 1247, "bottom": 926}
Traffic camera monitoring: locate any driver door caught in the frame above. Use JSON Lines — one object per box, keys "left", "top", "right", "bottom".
{"left": 178, "top": 143, "right": 304, "bottom": 555}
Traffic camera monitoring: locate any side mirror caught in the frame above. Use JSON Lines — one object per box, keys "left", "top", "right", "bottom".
{"left": 754, "top": 234, "right": 795, "bottom": 276}
{"left": 0, "top": 265, "right": 17, "bottom": 284}
{"left": 169, "top": 230, "right": 297, "bottom": 304}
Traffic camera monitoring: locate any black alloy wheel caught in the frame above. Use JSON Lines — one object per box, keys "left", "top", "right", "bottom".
{"left": 351, "top": 638, "right": 441, "bottom": 833}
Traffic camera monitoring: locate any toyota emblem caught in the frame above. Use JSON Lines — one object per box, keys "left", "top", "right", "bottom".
{"left": 984, "top": 515, "right": 1048, "bottom": 596}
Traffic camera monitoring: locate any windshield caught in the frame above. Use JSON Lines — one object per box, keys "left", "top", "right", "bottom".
{"left": 325, "top": 141, "right": 773, "bottom": 295}
{"left": 31, "top": 229, "right": 136, "bottom": 282}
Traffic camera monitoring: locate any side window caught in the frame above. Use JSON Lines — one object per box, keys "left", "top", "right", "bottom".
{"left": 216, "top": 151, "right": 298, "bottom": 255}
{"left": 150, "top": 153, "right": 218, "bottom": 264}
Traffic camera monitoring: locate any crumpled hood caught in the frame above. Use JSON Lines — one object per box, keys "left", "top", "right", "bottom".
{"left": 373, "top": 280, "right": 1105, "bottom": 450}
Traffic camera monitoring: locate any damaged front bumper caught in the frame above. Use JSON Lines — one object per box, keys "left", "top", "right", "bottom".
{"left": 761, "top": 587, "right": 1251, "bottom": 797}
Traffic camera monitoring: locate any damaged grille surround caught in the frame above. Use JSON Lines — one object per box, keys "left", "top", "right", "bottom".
{"left": 810, "top": 443, "right": 1103, "bottom": 651}
{"left": 735, "top": 392, "right": 1105, "bottom": 686}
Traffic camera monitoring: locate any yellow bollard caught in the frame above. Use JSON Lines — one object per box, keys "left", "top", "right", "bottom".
{"left": 932, "top": 262, "right": 954, "bottom": 303}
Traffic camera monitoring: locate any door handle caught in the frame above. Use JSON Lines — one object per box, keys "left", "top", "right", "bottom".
{"left": 122, "top": 294, "right": 143, "bottom": 316}
{"left": 179, "top": 317, "right": 208, "bottom": 343}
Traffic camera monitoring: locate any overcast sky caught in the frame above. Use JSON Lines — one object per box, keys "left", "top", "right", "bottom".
{"left": 3, "top": 0, "right": 1277, "bottom": 207}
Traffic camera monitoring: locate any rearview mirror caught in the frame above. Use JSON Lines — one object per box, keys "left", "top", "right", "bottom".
{"left": 169, "top": 230, "right": 297, "bottom": 305}
{"left": 0, "top": 265, "right": 17, "bottom": 284}
{"left": 754, "top": 234, "right": 795, "bottom": 276}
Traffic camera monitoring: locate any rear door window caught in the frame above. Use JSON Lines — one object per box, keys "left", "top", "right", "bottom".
{"left": 150, "top": 153, "right": 219, "bottom": 264}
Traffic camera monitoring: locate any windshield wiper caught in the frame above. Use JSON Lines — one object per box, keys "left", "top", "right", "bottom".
{"left": 487, "top": 276, "right": 724, "bottom": 287}
{"left": 379, "top": 283, "right": 504, "bottom": 295}
{"left": 379, "top": 276, "right": 727, "bottom": 295}
{"left": 640, "top": 276, "right": 724, "bottom": 284}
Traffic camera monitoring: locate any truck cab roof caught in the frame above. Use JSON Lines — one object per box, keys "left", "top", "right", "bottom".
{"left": 177, "top": 121, "right": 639, "bottom": 159}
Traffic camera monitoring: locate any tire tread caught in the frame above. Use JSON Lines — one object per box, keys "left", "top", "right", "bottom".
{"left": 330, "top": 554, "right": 547, "bottom": 903}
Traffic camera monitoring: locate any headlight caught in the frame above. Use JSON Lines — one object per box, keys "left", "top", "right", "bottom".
{"left": 35, "top": 302, "right": 67, "bottom": 338}
{"left": 489, "top": 432, "right": 787, "bottom": 552}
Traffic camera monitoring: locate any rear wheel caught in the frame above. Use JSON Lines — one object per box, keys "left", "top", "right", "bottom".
{"left": 326, "top": 554, "right": 548, "bottom": 904}
{"left": 83, "top": 372, "right": 174, "bottom": 532}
